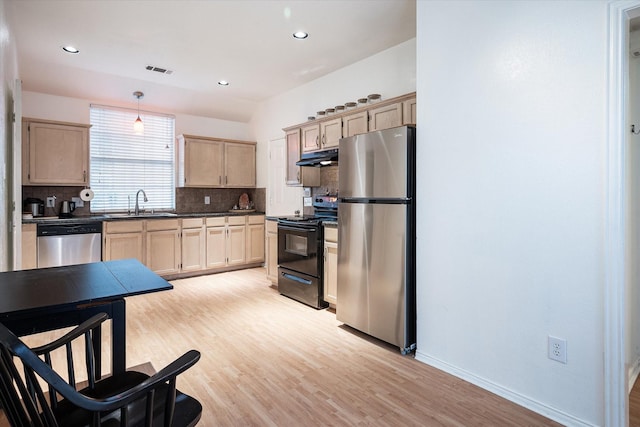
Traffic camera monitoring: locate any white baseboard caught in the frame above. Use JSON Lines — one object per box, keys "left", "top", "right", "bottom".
{"left": 414, "top": 350, "right": 595, "bottom": 427}
{"left": 628, "top": 356, "right": 640, "bottom": 394}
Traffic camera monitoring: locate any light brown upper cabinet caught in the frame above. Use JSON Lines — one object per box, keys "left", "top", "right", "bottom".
{"left": 403, "top": 97, "right": 417, "bottom": 125}
{"left": 368, "top": 102, "right": 403, "bottom": 132}
{"left": 343, "top": 111, "right": 369, "bottom": 138}
{"left": 301, "top": 123, "right": 320, "bottom": 153}
{"left": 177, "top": 134, "right": 256, "bottom": 188}
{"left": 22, "top": 118, "right": 91, "bottom": 186}
{"left": 320, "top": 117, "right": 342, "bottom": 149}
{"left": 225, "top": 142, "right": 256, "bottom": 187}
{"left": 285, "top": 129, "right": 320, "bottom": 187}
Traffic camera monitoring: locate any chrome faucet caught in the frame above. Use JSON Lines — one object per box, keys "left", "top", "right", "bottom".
{"left": 135, "top": 189, "right": 148, "bottom": 215}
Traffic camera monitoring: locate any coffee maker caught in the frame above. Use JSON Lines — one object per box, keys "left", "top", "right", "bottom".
{"left": 24, "top": 198, "right": 44, "bottom": 217}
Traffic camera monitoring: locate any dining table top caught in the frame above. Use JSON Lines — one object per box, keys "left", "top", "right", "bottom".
{"left": 0, "top": 259, "right": 172, "bottom": 316}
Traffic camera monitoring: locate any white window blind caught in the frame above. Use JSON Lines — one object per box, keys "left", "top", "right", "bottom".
{"left": 89, "top": 105, "right": 175, "bottom": 213}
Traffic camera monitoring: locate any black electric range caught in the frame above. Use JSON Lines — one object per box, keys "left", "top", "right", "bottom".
{"left": 276, "top": 195, "right": 337, "bottom": 309}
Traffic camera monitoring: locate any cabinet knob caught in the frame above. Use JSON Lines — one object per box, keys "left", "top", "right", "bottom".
{"left": 322, "top": 134, "right": 325, "bottom": 146}
{"left": 83, "top": 170, "right": 87, "bottom": 182}
{"left": 316, "top": 136, "right": 319, "bottom": 147}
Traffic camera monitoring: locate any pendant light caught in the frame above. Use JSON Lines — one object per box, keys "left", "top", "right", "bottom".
{"left": 133, "top": 91, "right": 144, "bottom": 135}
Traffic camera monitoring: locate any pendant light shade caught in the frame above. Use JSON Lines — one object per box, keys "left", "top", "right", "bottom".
{"left": 133, "top": 91, "right": 144, "bottom": 135}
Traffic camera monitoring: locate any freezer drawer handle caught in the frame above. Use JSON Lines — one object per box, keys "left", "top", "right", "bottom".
{"left": 281, "top": 272, "right": 312, "bottom": 286}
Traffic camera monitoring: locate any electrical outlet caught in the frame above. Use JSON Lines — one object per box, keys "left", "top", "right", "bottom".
{"left": 46, "top": 197, "right": 56, "bottom": 208}
{"left": 548, "top": 336, "right": 567, "bottom": 364}
{"left": 204, "top": 196, "right": 210, "bottom": 205}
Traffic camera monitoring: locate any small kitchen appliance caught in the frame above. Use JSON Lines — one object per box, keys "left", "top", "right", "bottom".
{"left": 24, "top": 198, "right": 44, "bottom": 217}
{"left": 59, "top": 201, "right": 76, "bottom": 218}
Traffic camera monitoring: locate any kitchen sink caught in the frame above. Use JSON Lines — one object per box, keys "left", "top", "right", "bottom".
{"left": 105, "top": 212, "right": 177, "bottom": 219}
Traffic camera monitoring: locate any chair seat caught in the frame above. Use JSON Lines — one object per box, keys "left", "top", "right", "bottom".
{"left": 52, "top": 371, "right": 202, "bottom": 427}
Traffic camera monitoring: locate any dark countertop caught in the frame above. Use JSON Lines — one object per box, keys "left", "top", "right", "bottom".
{"left": 22, "top": 211, "right": 265, "bottom": 225}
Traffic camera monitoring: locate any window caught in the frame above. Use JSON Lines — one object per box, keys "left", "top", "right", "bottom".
{"left": 89, "top": 105, "right": 175, "bottom": 213}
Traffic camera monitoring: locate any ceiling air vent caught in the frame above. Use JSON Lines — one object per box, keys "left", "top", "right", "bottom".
{"left": 145, "top": 65, "right": 173, "bottom": 75}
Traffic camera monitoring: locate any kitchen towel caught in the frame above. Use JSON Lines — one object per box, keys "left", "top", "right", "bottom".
{"left": 80, "top": 188, "right": 95, "bottom": 202}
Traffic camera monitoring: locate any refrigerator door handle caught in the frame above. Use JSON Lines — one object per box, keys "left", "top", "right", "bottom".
{"left": 339, "top": 197, "right": 411, "bottom": 204}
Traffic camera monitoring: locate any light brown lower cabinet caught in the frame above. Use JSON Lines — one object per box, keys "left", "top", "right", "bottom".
{"left": 21, "top": 223, "right": 37, "bottom": 270}
{"left": 246, "top": 216, "right": 265, "bottom": 264}
{"left": 103, "top": 220, "right": 145, "bottom": 264}
{"left": 102, "top": 215, "right": 264, "bottom": 277}
{"left": 146, "top": 219, "right": 181, "bottom": 275}
{"left": 323, "top": 226, "right": 338, "bottom": 306}
{"left": 226, "top": 217, "right": 247, "bottom": 266}
{"left": 181, "top": 218, "right": 206, "bottom": 272}
{"left": 265, "top": 220, "right": 278, "bottom": 283}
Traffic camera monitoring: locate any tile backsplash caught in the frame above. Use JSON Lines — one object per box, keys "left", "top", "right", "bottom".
{"left": 175, "top": 188, "right": 265, "bottom": 214}
{"left": 22, "top": 186, "right": 266, "bottom": 216}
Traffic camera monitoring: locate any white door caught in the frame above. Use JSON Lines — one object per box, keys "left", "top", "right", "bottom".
{"left": 267, "top": 137, "right": 302, "bottom": 217}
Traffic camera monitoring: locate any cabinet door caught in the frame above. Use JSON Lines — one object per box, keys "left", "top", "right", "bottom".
{"left": 21, "top": 224, "right": 37, "bottom": 270}
{"left": 301, "top": 124, "right": 320, "bottom": 153}
{"left": 181, "top": 226, "right": 205, "bottom": 272}
{"left": 246, "top": 223, "right": 265, "bottom": 263}
{"left": 266, "top": 230, "right": 278, "bottom": 283}
{"left": 227, "top": 225, "right": 246, "bottom": 266}
{"left": 146, "top": 229, "right": 181, "bottom": 275}
{"left": 403, "top": 97, "right": 417, "bottom": 125}
{"left": 27, "top": 121, "right": 88, "bottom": 185}
{"left": 206, "top": 226, "right": 226, "bottom": 268}
{"left": 225, "top": 143, "right": 256, "bottom": 187}
{"left": 285, "top": 129, "right": 302, "bottom": 185}
{"left": 343, "top": 111, "right": 369, "bottom": 137}
{"left": 324, "top": 241, "right": 338, "bottom": 305}
{"left": 368, "top": 102, "right": 403, "bottom": 132}
{"left": 104, "top": 232, "right": 144, "bottom": 263}
{"left": 320, "top": 117, "right": 342, "bottom": 149}
{"left": 184, "top": 138, "right": 224, "bottom": 187}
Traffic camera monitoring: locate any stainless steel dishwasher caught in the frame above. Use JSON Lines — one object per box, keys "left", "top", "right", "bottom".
{"left": 37, "top": 222, "right": 102, "bottom": 268}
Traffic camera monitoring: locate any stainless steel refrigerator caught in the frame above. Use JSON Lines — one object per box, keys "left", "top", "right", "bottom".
{"left": 337, "top": 125, "right": 416, "bottom": 354}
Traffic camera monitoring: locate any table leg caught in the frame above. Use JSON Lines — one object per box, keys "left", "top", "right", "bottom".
{"left": 111, "top": 299, "right": 126, "bottom": 375}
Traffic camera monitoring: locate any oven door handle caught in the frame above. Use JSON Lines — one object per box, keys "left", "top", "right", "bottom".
{"left": 278, "top": 225, "right": 318, "bottom": 233}
{"left": 281, "top": 272, "right": 313, "bottom": 285}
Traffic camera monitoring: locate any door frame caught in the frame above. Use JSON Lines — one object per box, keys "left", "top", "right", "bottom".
{"left": 607, "top": 2, "right": 640, "bottom": 426}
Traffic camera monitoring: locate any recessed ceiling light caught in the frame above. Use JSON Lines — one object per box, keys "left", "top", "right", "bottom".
{"left": 62, "top": 46, "right": 79, "bottom": 54}
{"left": 293, "top": 31, "right": 308, "bottom": 40}
{"left": 218, "top": 80, "right": 229, "bottom": 86}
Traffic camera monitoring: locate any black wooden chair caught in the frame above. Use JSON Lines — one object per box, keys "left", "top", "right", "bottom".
{"left": 0, "top": 313, "right": 202, "bottom": 426}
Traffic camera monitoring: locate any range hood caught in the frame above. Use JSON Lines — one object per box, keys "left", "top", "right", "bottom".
{"left": 295, "top": 149, "right": 338, "bottom": 167}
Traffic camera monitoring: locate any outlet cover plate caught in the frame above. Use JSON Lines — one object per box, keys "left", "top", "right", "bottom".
{"left": 548, "top": 336, "right": 567, "bottom": 364}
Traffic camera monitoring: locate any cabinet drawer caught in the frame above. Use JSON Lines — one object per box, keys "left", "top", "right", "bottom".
{"left": 266, "top": 219, "right": 278, "bottom": 233}
{"left": 206, "top": 217, "right": 226, "bottom": 227}
{"left": 324, "top": 226, "right": 337, "bottom": 242}
{"left": 228, "top": 216, "right": 246, "bottom": 226}
{"left": 247, "top": 215, "right": 265, "bottom": 225}
{"left": 146, "top": 219, "right": 180, "bottom": 231}
{"left": 104, "top": 220, "right": 144, "bottom": 233}
{"left": 182, "top": 217, "right": 204, "bottom": 228}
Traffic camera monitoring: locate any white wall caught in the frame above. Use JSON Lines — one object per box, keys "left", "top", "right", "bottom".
{"left": 416, "top": 1, "right": 606, "bottom": 425}
{"left": 21, "top": 91, "right": 251, "bottom": 142}
{"left": 0, "top": 0, "right": 19, "bottom": 270}
{"left": 250, "top": 38, "right": 416, "bottom": 214}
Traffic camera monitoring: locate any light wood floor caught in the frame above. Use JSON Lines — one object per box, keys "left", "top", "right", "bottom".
{"left": 5, "top": 268, "right": 561, "bottom": 426}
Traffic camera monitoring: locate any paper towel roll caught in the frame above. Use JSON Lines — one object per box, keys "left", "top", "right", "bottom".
{"left": 80, "top": 188, "right": 94, "bottom": 202}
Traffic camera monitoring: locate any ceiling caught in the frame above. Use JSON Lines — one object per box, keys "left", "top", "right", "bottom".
{"left": 8, "top": 0, "right": 416, "bottom": 123}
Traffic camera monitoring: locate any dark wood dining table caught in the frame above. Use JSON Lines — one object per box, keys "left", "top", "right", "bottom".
{"left": 0, "top": 258, "right": 172, "bottom": 376}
